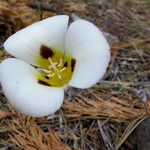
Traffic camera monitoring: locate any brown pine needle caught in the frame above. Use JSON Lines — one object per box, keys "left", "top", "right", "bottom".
{"left": 115, "top": 116, "right": 149, "bottom": 150}
{"left": 0, "top": 109, "right": 12, "bottom": 120}
{"left": 63, "top": 92, "right": 150, "bottom": 122}
{"left": 4, "top": 111, "right": 71, "bottom": 150}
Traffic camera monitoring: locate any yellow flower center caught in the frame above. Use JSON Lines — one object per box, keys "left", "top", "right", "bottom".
{"left": 36, "top": 45, "right": 75, "bottom": 87}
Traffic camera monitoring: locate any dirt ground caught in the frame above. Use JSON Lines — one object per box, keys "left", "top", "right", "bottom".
{"left": 0, "top": 0, "right": 150, "bottom": 150}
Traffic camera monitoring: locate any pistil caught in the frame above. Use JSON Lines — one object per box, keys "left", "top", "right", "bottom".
{"left": 41, "top": 57, "right": 67, "bottom": 80}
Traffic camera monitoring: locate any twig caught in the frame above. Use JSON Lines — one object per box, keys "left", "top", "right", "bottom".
{"left": 98, "top": 80, "right": 150, "bottom": 87}
{"left": 97, "top": 120, "right": 114, "bottom": 150}
{"left": 111, "top": 38, "right": 150, "bottom": 51}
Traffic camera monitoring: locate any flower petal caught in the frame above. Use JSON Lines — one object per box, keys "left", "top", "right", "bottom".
{"left": 0, "top": 58, "right": 64, "bottom": 117}
{"left": 4, "top": 15, "right": 69, "bottom": 65}
{"left": 65, "top": 19, "right": 110, "bottom": 88}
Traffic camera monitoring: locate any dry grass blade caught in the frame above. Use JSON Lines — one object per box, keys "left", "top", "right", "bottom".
{"left": 115, "top": 116, "right": 149, "bottom": 150}
{"left": 4, "top": 112, "right": 71, "bottom": 150}
{"left": 111, "top": 38, "right": 150, "bottom": 51}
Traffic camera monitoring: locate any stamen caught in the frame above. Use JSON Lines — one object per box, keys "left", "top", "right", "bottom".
{"left": 48, "top": 57, "right": 63, "bottom": 80}
{"left": 60, "top": 67, "right": 66, "bottom": 72}
{"left": 49, "top": 62, "right": 57, "bottom": 68}
{"left": 58, "top": 58, "right": 63, "bottom": 67}
{"left": 43, "top": 69, "right": 51, "bottom": 74}
{"left": 58, "top": 74, "right": 62, "bottom": 80}
{"left": 48, "top": 58, "right": 58, "bottom": 71}
{"left": 47, "top": 73, "right": 55, "bottom": 77}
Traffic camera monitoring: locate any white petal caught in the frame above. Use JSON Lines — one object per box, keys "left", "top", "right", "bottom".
{"left": 65, "top": 19, "right": 110, "bottom": 88}
{"left": 4, "top": 15, "right": 69, "bottom": 65}
{"left": 0, "top": 58, "right": 64, "bottom": 117}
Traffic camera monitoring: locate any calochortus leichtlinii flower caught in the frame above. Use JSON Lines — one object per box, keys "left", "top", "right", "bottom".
{"left": 0, "top": 15, "right": 110, "bottom": 117}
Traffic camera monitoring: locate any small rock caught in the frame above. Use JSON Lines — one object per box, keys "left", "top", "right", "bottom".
{"left": 129, "top": 118, "right": 150, "bottom": 150}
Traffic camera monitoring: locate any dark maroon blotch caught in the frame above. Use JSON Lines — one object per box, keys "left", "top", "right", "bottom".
{"left": 63, "top": 61, "right": 68, "bottom": 67}
{"left": 40, "top": 44, "right": 54, "bottom": 59}
{"left": 71, "top": 59, "right": 76, "bottom": 72}
{"left": 38, "top": 80, "right": 51, "bottom": 86}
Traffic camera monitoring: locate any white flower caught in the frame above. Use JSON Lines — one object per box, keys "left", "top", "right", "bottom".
{"left": 0, "top": 15, "right": 110, "bottom": 117}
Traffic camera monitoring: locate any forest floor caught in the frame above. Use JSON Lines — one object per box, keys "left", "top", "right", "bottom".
{"left": 0, "top": 0, "right": 150, "bottom": 150}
